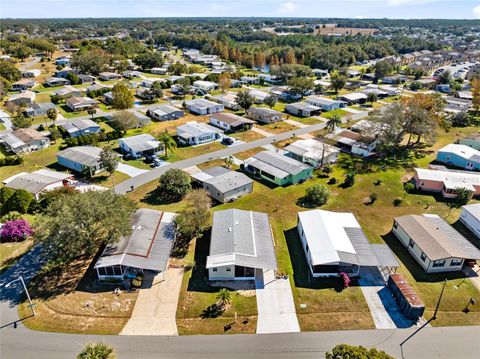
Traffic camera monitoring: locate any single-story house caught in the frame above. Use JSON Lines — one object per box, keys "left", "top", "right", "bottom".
{"left": 210, "top": 93, "right": 240, "bottom": 110}
{"left": 240, "top": 76, "right": 260, "bottom": 85}
{"left": 103, "top": 91, "right": 114, "bottom": 104}
{"left": 244, "top": 150, "right": 313, "bottom": 186}
{"left": 246, "top": 107, "right": 284, "bottom": 124}
{"left": 412, "top": 168, "right": 480, "bottom": 198}
{"left": 185, "top": 99, "right": 224, "bottom": 115}
{"left": 193, "top": 80, "right": 218, "bottom": 92}
{"left": 248, "top": 89, "right": 270, "bottom": 104}
{"left": 22, "top": 69, "right": 42, "bottom": 78}
{"left": 285, "top": 102, "right": 321, "bottom": 117}
{"left": 436, "top": 144, "right": 480, "bottom": 171}
{"left": 55, "top": 57, "right": 71, "bottom": 66}
{"left": 206, "top": 209, "right": 277, "bottom": 280}
{"left": 56, "top": 146, "right": 104, "bottom": 175}
{"left": 23, "top": 102, "right": 56, "bottom": 117}
{"left": 338, "top": 92, "right": 368, "bottom": 105}
{"left": 98, "top": 72, "right": 122, "bottom": 81}
{"left": 118, "top": 134, "right": 163, "bottom": 159}
{"left": 85, "top": 83, "right": 108, "bottom": 93}
{"left": 12, "top": 79, "right": 37, "bottom": 91}
{"left": 44, "top": 77, "right": 70, "bottom": 87}
{"left": 54, "top": 85, "right": 82, "bottom": 98}
{"left": 66, "top": 96, "right": 98, "bottom": 112}
{"left": 176, "top": 121, "right": 223, "bottom": 146}
{"left": 3, "top": 169, "right": 74, "bottom": 200}
{"left": 189, "top": 166, "right": 253, "bottom": 203}
{"left": 460, "top": 204, "right": 480, "bottom": 239}
{"left": 445, "top": 97, "right": 471, "bottom": 114}
{"left": 151, "top": 67, "right": 168, "bottom": 75}
{"left": 284, "top": 139, "right": 340, "bottom": 168}
{"left": 362, "top": 88, "right": 388, "bottom": 98}
{"left": 54, "top": 67, "right": 74, "bottom": 78}
{"left": 209, "top": 113, "right": 254, "bottom": 133}
{"left": 77, "top": 74, "right": 95, "bottom": 84}
{"left": 326, "top": 129, "right": 378, "bottom": 157}
{"left": 306, "top": 96, "right": 346, "bottom": 111}
{"left": 392, "top": 214, "right": 480, "bottom": 273}
{"left": 269, "top": 87, "right": 301, "bottom": 102}
{"left": 94, "top": 209, "right": 176, "bottom": 282}
{"left": 297, "top": 210, "right": 398, "bottom": 277}
{"left": 0, "top": 128, "right": 50, "bottom": 154}
{"left": 6, "top": 91, "right": 36, "bottom": 106}
{"left": 147, "top": 104, "right": 184, "bottom": 121}
{"left": 60, "top": 118, "right": 101, "bottom": 138}
{"left": 459, "top": 134, "right": 480, "bottom": 151}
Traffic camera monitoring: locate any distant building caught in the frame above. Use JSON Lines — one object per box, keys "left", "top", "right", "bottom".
{"left": 24, "top": 102, "right": 56, "bottom": 117}
{"left": 6, "top": 91, "right": 36, "bottom": 106}
{"left": 285, "top": 102, "right": 321, "bottom": 117}
{"left": 56, "top": 146, "right": 103, "bottom": 175}
{"left": 185, "top": 99, "right": 224, "bottom": 115}
{"left": 44, "top": 77, "right": 70, "bottom": 87}
{"left": 12, "top": 79, "right": 37, "bottom": 91}
{"left": 66, "top": 96, "right": 98, "bottom": 112}
{"left": 98, "top": 72, "right": 122, "bottom": 81}
{"left": 306, "top": 96, "right": 346, "bottom": 111}
{"left": 147, "top": 105, "right": 184, "bottom": 121}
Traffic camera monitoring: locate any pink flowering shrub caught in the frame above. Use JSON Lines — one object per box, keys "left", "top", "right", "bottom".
{"left": 0, "top": 219, "right": 33, "bottom": 242}
{"left": 339, "top": 272, "right": 351, "bottom": 288}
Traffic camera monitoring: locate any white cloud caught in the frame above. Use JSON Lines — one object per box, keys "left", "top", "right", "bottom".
{"left": 278, "top": 2, "right": 298, "bottom": 14}
{"left": 474, "top": 4, "right": 480, "bottom": 18}
{"left": 210, "top": 3, "right": 226, "bottom": 14}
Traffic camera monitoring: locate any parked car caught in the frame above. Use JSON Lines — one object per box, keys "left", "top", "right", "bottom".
{"left": 222, "top": 137, "right": 234, "bottom": 145}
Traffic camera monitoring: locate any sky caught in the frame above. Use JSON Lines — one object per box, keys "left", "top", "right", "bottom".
{"left": 2, "top": 0, "right": 480, "bottom": 20}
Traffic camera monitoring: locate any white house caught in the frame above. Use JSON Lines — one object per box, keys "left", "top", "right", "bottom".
{"left": 297, "top": 210, "right": 398, "bottom": 277}
{"left": 392, "top": 214, "right": 480, "bottom": 273}
{"left": 176, "top": 121, "right": 223, "bottom": 146}
{"left": 284, "top": 139, "right": 340, "bottom": 168}
{"left": 206, "top": 209, "right": 277, "bottom": 280}
{"left": 118, "top": 134, "right": 163, "bottom": 159}
{"left": 185, "top": 99, "right": 224, "bottom": 115}
{"left": 193, "top": 80, "right": 218, "bottom": 92}
{"left": 210, "top": 93, "right": 240, "bottom": 110}
{"left": 147, "top": 104, "right": 184, "bottom": 121}
{"left": 66, "top": 96, "right": 98, "bottom": 112}
{"left": 460, "top": 204, "right": 480, "bottom": 239}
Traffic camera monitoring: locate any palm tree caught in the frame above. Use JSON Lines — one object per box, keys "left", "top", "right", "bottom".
{"left": 158, "top": 130, "right": 177, "bottom": 158}
{"left": 366, "top": 92, "right": 378, "bottom": 107}
{"left": 325, "top": 112, "right": 342, "bottom": 133}
{"left": 77, "top": 342, "right": 116, "bottom": 359}
{"left": 216, "top": 288, "right": 231, "bottom": 308}
{"left": 87, "top": 107, "right": 96, "bottom": 120}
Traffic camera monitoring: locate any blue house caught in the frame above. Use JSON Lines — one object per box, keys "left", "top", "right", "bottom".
{"left": 57, "top": 146, "right": 103, "bottom": 175}
{"left": 60, "top": 118, "right": 101, "bottom": 138}
{"left": 436, "top": 144, "right": 480, "bottom": 171}
{"left": 436, "top": 84, "right": 451, "bottom": 94}
{"left": 306, "top": 96, "right": 347, "bottom": 111}
{"left": 55, "top": 57, "right": 71, "bottom": 66}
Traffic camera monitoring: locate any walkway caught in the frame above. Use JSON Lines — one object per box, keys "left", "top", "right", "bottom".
{"left": 251, "top": 126, "right": 274, "bottom": 137}
{"left": 120, "top": 268, "right": 184, "bottom": 336}
{"left": 284, "top": 119, "right": 307, "bottom": 128}
{"left": 255, "top": 270, "right": 300, "bottom": 334}
{"left": 358, "top": 267, "right": 416, "bottom": 329}
{"left": 116, "top": 162, "right": 149, "bottom": 177}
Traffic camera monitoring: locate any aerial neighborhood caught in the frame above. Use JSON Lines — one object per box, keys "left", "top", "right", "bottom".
{"left": 1, "top": 15, "right": 480, "bottom": 359}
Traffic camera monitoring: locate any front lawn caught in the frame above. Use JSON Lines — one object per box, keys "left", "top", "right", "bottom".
{"left": 0, "top": 240, "right": 34, "bottom": 273}
{"left": 230, "top": 130, "right": 265, "bottom": 142}
{"left": 261, "top": 121, "right": 298, "bottom": 134}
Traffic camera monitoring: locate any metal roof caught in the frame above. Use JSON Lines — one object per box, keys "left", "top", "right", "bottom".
{"left": 204, "top": 171, "right": 253, "bottom": 194}
{"left": 284, "top": 139, "right": 340, "bottom": 162}
{"left": 252, "top": 150, "right": 311, "bottom": 176}
{"left": 95, "top": 209, "right": 176, "bottom": 272}
{"left": 207, "top": 209, "right": 277, "bottom": 270}
{"left": 462, "top": 203, "right": 480, "bottom": 220}
{"left": 177, "top": 121, "right": 223, "bottom": 138}
{"left": 209, "top": 113, "right": 254, "bottom": 127}
{"left": 4, "top": 169, "right": 72, "bottom": 195}
{"left": 119, "top": 134, "right": 162, "bottom": 153}
{"left": 57, "top": 146, "right": 102, "bottom": 167}
{"left": 394, "top": 214, "right": 480, "bottom": 261}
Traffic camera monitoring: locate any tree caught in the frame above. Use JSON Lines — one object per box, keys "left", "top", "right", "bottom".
{"left": 176, "top": 77, "right": 191, "bottom": 99}
{"left": 157, "top": 169, "right": 191, "bottom": 202}
{"left": 145, "top": 81, "right": 163, "bottom": 102}
{"left": 373, "top": 61, "right": 393, "bottom": 81}
{"left": 304, "top": 184, "right": 330, "bottom": 207}
{"left": 0, "top": 60, "right": 21, "bottom": 82}
{"left": 366, "top": 92, "right": 378, "bottom": 106}
{"left": 173, "top": 189, "right": 211, "bottom": 240}
{"left": 287, "top": 77, "right": 314, "bottom": 96}
{"left": 235, "top": 90, "right": 254, "bottom": 112}
{"left": 49, "top": 126, "right": 61, "bottom": 143}
{"left": 87, "top": 107, "right": 97, "bottom": 120}
{"left": 343, "top": 171, "right": 355, "bottom": 188}
{"left": 72, "top": 48, "right": 110, "bottom": 75}
{"left": 0, "top": 219, "right": 33, "bottom": 242}
{"left": 270, "top": 63, "right": 312, "bottom": 81}
{"left": 437, "top": 70, "right": 452, "bottom": 85}
{"left": 46, "top": 107, "right": 57, "bottom": 124}
{"left": 218, "top": 72, "right": 231, "bottom": 93}
{"left": 111, "top": 82, "right": 134, "bottom": 110}
{"left": 325, "top": 344, "right": 394, "bottom": 359}
{"left": 112, "top": 110, "right": 138, "bottom": 131}
{"left": 77, "top": 342, "right": 116, "bottom": 359}
{"left": 99, "top": 146, "right": 119, "bottom": 188}
{"left": 325, "top": 113, "right": 342, "bottom": 133}
{"left": 66, "top": 72, "right": 80, "bottom": 85}
{"left": 4, "top": 189, "right": 34, "bottom": 214}
{"left": 264, "top": 95, "right": 277, "bottom": 109}
{"left": 370, "top": 103, "right": 406, "bottom": 153}
{"left": 450, "top": 112, "right": 470, "bottom": 127}
{"left": 216, "top": 288, "right": 232, "bottom": 308}
{"left": 12, "top": 111, "right": 32, "bottom": 129}
{"left": 410, "top": 81, "right": 422, "bottom": 91}
{"left": 158, "top": 130, "right": 177, "bottom": 158}
{"left": 329, "top": 71, "right": 347, "bottom": 94}
{"left": 471, "top": 77, "right": 480, "bottom": 115}
{"left": 134, "top": 51, "right": 164, "bottom": 70}
{"left": 168, "top": 62, "right": 187, "bottom": 76}
{"left": 36, "top": 191, "right": 136, "bottom": 264}
{"left": 447, "top": 187, "right": 473, "bottom": 215}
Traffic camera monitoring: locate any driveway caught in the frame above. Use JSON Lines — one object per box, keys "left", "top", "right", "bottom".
{"left": 255, "top": 269, "right": 300, "bottom": 334}
{"left": 359, "top": 267, "right": 417, "bottom": 329}
{"left": 284, "top": 119, "right": 307, "bottom": 128}
{"left": 251, "top": 126, "right": 274, "bottom": 137}
{"left": 117, "top": 163, "right": 149, "bottom": 177}
{"left": 120, "top": 268, "right": 183, "bottom": 336}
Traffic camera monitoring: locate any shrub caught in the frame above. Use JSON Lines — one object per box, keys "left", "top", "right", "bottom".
{"left": 327, "top": 177, "right": 337, "bottom": 185}
{"left": 343, "top": 171, "right": 355, "bottom": 188}
{"left": 304, "top": 184, "right": 330, "bottom": 207}
{"left": 373, "top": 179, "right": 382, "bottom": 186}
{"left": 157, "top": 169, "right": 192, "bottom": 202}
{"left": 0, "top": 219, "right": 33, "bottom": 242}
{"left": 3, "top": 189, "right": 34, "bottom": 214}
{"left": 404, "top": 182, "right": 415, "bottom": 193}
{"left": 368, "top": 192, "right": 378, "bottom": 204}
{"left": 0, "top": 187, "right": 15, "bottom": 206}
{"left": 393, "top": 198, "right": 403, "bottom": 207}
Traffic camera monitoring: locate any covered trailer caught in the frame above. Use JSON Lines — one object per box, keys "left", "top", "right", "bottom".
{"left": 387, "top": 273, "right": 425, "bottom": 320}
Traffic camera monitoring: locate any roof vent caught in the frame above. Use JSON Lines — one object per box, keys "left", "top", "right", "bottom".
{"left": 228, "top": 227, "right": 232, "bottom": 232}
{"left": 137, "top": 225, "right": 143, "bottom": 231}
{"left": 235, "top": 221, "right": 239, "bottom": 225}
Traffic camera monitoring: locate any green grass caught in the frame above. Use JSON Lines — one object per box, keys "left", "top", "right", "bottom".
{"left": 164, "top": 142, "right": 226, "bottom": 163}
{"left": 0, "top": 240, "right": 33, "bottom": 273}
{"left": 321, "top": 109, "right": 349, "bottom": 119}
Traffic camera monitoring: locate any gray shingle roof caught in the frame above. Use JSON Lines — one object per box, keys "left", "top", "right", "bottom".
{"left": 207, "top": 209, "right": 277, "bottom": 270}
{"left": 57, "top": 146, "right": 102, "bottom": 167}
{"left": 252, "top": 150, "right": 311, "bottom": 176}
{"left": 204, "top": 171, "right": 253, "bottom": 194}
{"left": 119, "top": 134, "right": 161, "bottom": 153}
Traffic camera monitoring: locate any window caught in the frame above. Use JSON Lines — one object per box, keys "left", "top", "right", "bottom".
{"left": 226, "top": 268, "right": 231, "bottom": 272}
{"left": 393, "top": 221, "right": 398, "bottom": 229}
{"left": 450, "top": 259, "right": 462, "bottom": 266}
{"left": 212, "top": 268, "right": 218, "bottom": 272}
{"left": 420, "top": 252, "right": 427, "bottom": 262}
{"left": 432, "top": 259, "right": 446, "bottom": 268}
{"left": 305, "top": 243, "right": 309, "bottom": 253}
{"left": 409, "top": 239, "right": 414, "bottom": 248}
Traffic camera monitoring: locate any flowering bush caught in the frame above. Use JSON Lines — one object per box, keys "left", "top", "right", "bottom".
{"left": 339, "top": 272, "right": 351, "bottom": 289}
{"left": 0, "top": 219, "right": 33, "bottom": 242}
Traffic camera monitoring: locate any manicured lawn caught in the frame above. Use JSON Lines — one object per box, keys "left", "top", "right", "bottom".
{"left": 176, "top": 237, "right": 258, "bottom": 335}
{"left": 234, "top": 147, "right": 264, "bottom": 161}
{"left": 0, "top": 240, "right": 33, "bottom": 273}
{"left": 321, "top": 109, "right": 349, "bottom": 119}
{"left": 292, "top": 117, "right": 322, "bottom": 125}
{"left": 35, "top": 93, "right": 52, "bottom": 103}
{"left": 261, "top": 121, "right": 298, "bottom": 134}
{"left": 230, "top": 130, "right": 265, "bottom": 142}
{"left": 19, "top": 255, "right": 138, "bottom": 334}
{"left": 125, "top": 113, "right": 205, "bottom": 138}
{"left": 164, "top": 142, "right": 226, "bottom": 163}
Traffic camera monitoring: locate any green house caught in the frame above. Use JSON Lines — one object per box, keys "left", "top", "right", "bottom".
{"left": 460, "top": 134, "right": 480, "bottom": 151}
{"left": 244, "top": 150, "right": 313, "bottom": 186}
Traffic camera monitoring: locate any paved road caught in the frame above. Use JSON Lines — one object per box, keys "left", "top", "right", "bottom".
{"left": 115, "top": 111, "right": 368, "bottom": 194}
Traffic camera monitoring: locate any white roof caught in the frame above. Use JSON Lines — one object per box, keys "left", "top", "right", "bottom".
{"left": 414, "top": 168, "right": 480, "bottom": 188}
{"left": 284, "top": 139, "right": 339, "bottom": 161}
{"left": 438, "top": 144, "right": 480, "bottom": 161}
{"left": 463, "top": 203, "right": 480, "bottom": 220}
{"left": 298, "top": 210, "right": 358, "bottom": 265}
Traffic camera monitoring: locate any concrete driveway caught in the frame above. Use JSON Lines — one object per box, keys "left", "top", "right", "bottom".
{"left": 255, "top": 270, "right": 300, "bottom": 334}
{"left": 120, "top": 268, "right": 183, "bottom": 336}
{"left": 116, "top": 162, "right": 149, "bottom": 177}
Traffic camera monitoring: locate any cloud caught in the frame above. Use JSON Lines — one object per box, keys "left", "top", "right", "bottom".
{"left": 474, "top": 4, "right": 480, "bottom": 18}
{"left": 278, "top": 2, "right": 298, "bottom": 14}
{"left": 387, "top": 0, "right": 441, "bottom": 5}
